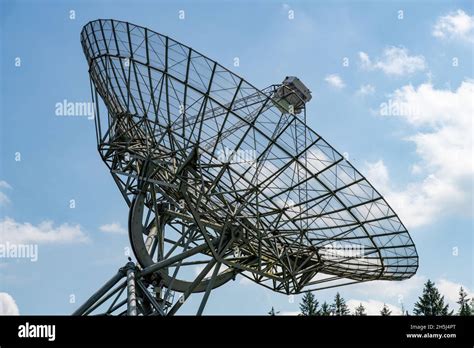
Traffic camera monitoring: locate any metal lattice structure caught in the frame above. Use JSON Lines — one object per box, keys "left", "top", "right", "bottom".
{"left": 74, "top": 19, "right": 418, "bottom": 316}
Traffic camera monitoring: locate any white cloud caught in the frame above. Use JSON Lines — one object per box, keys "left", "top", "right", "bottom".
{"left": 359, "top": 47, "right": 426, "bottom": 76}
{"left": 347, "top": 299, "right": 402, "bottom": 315}
{"left": 281, "top": 3, "right": 291, "bottom": 12}
{"left": 325, "top": 74, "right": 345, "bottom": 89}
{"left": 351, "top": 275, "right": 426, "bottom": 299}
{"left": 342, "top": 277, "right": 470, "bottom": 315}
{"left": 0, "top": 193, "right": 10, "bottom": 206}
{"left": 364, "top": 160, "right": 390, "bottom": 190}
{"left": 359, "top": 51, "right": 370, "bottom": 66}
{"left": 433, "top": 9, "right": 474, "bottom": 42}
{"left": 366, "top": 80, "right": 473, "bottom": 228}
{"left": 0, "top": 217, "right": 89, "bottom": 244}
{"left": 99, "top": 222, "right": 126, "bottom": 235}
{"left": 356, "top": 84, "right": 376, "bottom": 96}
{"left": 0, "top": 180, "right": 12, "bottom": 206}
{"left": 437, "top": 278, "right": 473, "bottom": 309}
{"left": 0, "top": 293, "right": 19, "bottom": 315}
{"left": 0, "top": 181, "right": 11, "bottom": 189}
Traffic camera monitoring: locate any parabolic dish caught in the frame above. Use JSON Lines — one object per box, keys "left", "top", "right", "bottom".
{"left": 81, "top": 19, "right": 418, "bottom": 294}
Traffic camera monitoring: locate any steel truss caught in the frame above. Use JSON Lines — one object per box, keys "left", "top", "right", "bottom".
{"left": 75, "top": 19, "right": 418, "bottom": 315}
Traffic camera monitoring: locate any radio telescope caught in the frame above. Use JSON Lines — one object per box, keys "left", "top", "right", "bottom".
{"left": 74, "top": 19, "right": 418, "bottom": 316}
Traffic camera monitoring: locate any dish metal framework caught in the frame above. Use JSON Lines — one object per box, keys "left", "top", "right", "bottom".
{"left": 73, "top": 19, "right": 418, "bottom": 316}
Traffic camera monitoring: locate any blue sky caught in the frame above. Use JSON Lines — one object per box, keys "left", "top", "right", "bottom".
{"left": 0, "top": 0, "right": 473, "bottom": 315}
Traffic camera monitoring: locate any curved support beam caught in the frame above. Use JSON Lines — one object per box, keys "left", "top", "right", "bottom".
{"left": 129, "top": 190, "right": 238, "bottom": 293}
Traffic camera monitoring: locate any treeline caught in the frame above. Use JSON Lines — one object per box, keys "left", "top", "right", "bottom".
{"left": 268, "top": 279, "right": 473, "bottom": 316}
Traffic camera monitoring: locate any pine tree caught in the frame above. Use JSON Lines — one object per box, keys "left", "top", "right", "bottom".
{"left": 457, "top": 287, "right": 471, "bottom": 316}
{"left": 319, "top": 301, "right": 332, "bottom": 316}
{"left": 399, "top": 301, "right": 410, "bottom": 316}
{"left": 354, "top": 303, "right": 367, "bottom": 316}
{"left": 401, "top": 301, "right": 410, "bottom": 316}
{"left": 299, "top": 292, "right": 319, "bottom": 316}
{"left": 268, "top": 306, "right": 279, "bottom": 316}
{"left": 380, "top": 303, "right": 392, "bottom": 316}
{"left": 413, "top": 279, "right": 452, "bottom": 316}
{"left": 332, "top": 292, "right": 350, "bottom": 316}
